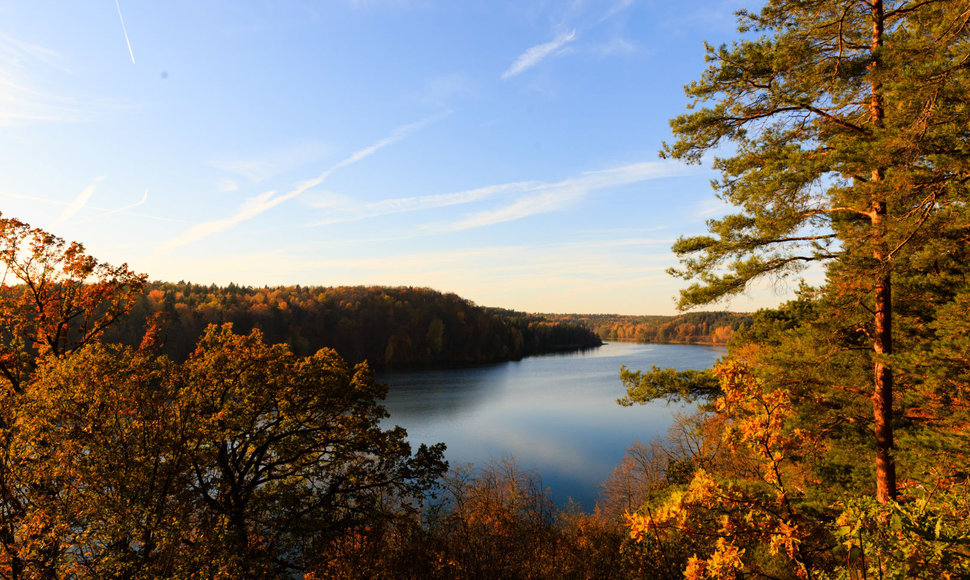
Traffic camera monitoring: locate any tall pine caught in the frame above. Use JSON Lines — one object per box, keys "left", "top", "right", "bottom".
{"left": 663, "top": 0, "right": 970, "bottom": 503}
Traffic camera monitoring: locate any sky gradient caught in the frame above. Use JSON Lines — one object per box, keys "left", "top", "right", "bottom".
{"left": 0, "top": 0, "right": 803, "bottom": 315}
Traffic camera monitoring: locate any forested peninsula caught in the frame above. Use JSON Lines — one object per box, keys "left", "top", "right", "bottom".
{"left": 103, "top": 282, "right": 603, "bottom": 369}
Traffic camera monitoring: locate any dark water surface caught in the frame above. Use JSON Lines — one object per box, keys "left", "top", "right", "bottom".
{"left": 379, "top": 342, "right": 723, "bottom": 508}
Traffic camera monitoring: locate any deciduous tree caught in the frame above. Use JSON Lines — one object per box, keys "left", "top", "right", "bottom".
{"left": 0, "top": 215, "right": 146, "bottom": 392}
{"left": 0, "top": 216, "right": 448, "bottom": 578}
{"left": 179, "top": 324, "right": 446, "bottom": 577}
{"left": 0, "top": 215, "right": 146, "bottom": 579}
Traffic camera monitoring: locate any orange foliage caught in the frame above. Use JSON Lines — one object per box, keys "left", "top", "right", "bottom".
{"left": 624, "top": 361, "right": 821, "bottom": 578}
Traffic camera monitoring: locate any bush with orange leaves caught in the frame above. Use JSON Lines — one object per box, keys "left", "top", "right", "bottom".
{"left": 624, "top": 361, "right": 834, "bottom": 579}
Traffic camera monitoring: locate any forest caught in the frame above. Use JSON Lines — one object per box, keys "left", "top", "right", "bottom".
{"left": 1, "top": 0, "right": 969, "bottom": 577}
{"left": 102, "top": 282, "right": 602, "bottom": 369}
{"left": 4, "top": 211, "right": 968, "bottom": 578}
{"left": 553, "top": 312, "right": 753, "bottom": 346}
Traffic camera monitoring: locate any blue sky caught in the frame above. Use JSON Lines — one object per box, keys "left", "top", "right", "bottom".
{"left": 0, "top": 0, "right": 798, "bottom": 315}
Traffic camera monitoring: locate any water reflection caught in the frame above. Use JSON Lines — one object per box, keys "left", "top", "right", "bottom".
{"left": 380, "top": 342, "right": 723, "bottom": 508}
{"left": 377, "top": 363, "right": 511, "bottom": 419}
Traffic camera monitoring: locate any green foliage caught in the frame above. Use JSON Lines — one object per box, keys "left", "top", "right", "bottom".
{"left": 618, "top": 366, "right": 720, "bottom": 406}
{"left": 620, "top": 0, "right": 970, "bottom": 575}
{"left": 660, "top": 0, "right": 970, "bottom": 341}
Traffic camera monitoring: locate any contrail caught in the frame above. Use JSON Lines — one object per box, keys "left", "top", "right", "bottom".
{"left": 50, "top": 177, "right": 103, "bottom": 229}
{"left": 157, "top": 112, "right": 451, "bottom": 254}
{"left": 115, "top": 0, "right": 135, "bottom": 64}
{"left": 78, "top": 188, "right": 149, "bottom": 223}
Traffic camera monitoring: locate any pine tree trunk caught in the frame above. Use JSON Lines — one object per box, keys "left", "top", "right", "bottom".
{"left": 868, "top": 0, "right": 897, "bottom": 504}
{"left": 872, "top": 270, "right": 896, "bottom": 503}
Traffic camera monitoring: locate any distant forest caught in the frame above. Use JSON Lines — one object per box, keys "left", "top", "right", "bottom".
{"left": 104, "top": 282, "right": 603, "bottom": 369}
{"left": 551, "top": 311, "right": 753, "bottom": 346}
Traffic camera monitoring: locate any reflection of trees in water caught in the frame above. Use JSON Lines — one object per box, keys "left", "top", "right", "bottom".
{"left": 381, "top": 363, "right": 509, "bottom": 419}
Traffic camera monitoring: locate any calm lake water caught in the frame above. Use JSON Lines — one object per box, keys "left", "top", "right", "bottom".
{"left": 380, "top": 342, "right": 723, "bottom": 508}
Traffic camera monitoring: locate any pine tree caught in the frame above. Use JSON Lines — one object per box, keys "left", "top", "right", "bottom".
{"left": 663, "top": 0, "right": 970, "bottom": 503}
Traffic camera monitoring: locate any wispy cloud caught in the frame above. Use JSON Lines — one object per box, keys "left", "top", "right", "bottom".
{"left": 0, "top": 33, "right": 81, "bottom": 125}
{"left": 308, "top": 160, "right": 685, "bottom": 230}
{"left": 1, "top": 190, "right": 181, "bottom": 223}
{"left": 444, "top": 190, "right": 571, "bottom": 231}
{"left": 438, "top": 160, "right": 686, "bottom": 232}
{"left": 329, "top": 111, "right": 448, "bottom": 171}
{"left": 309, "top": 182, "right": 535, "bottom": 225}
{"left": 162, "top": 238, "right": 672, "bottom": 282}
{"left": 43, "top": 180, "right": 151, "bottom": 230}
{"left": 159, "top": 113, "right": 447, "bottom": 253}
{"left": 0, "top": 32, "right": 59, "bottom": 66}
{"left": 502, "top": 30, "right": 577, "bottom": 80}
{"left": 49, "top": 177, "right": 103, "bottom": 229}
{"left": 595, "top": 37, "right": 635, "bottom": 55}
{"left": 209, "top": 141, "right": 333, "bottom": 183}
{"left": 217, "top": 179, "right": 239, "bottom": 193}
{"left": 693, "top": 196, "right": 732, "bottom": 219}
{"left": 78, "top": 189, "right": 148, "bottom": 223}
{"left": 157, "top": 189, "right": 288, "bottom": 254}
{"left": 599, "top": 0, "right": 635, "bottom": 22}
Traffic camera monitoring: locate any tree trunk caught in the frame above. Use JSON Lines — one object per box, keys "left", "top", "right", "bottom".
{"left": 868, "top": 0, "right": 897, "bottom": 504}
{"left": 872, "top": 270, "right": 896, "bottom": 503}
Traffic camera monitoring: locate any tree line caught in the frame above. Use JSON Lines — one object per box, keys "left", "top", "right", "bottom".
{"left": 553, "top": 312, "right": 753, "bottom": 346}
{"left": 103, "top": 282, "right": 602, "bottom": 370}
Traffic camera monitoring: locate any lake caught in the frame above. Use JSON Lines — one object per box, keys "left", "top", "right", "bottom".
{"left": 379, "top": 342, "right": 723, "bottom": 509}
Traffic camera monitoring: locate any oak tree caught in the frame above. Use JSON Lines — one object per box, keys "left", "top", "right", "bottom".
{"left": 0, "top": 215, "right": 146, "bottom": 579}
{"left": 179, "top": 324, "right": 447, "bottom": 577}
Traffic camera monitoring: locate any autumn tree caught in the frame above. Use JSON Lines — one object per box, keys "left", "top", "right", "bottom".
{"left": 179, "top": 324, "right": 446, "bottom": 577}
{"left": 6, "top": 325, "right": 450, "bottom": 579}
{"left": 12, "top": 344, "right": 192, "bottom": 578}
{"left": 658, "top": 0, "right": 970, "bottom": 503}
{"left": 0, "top": 215, "right": 147, "bottom": 392}
{"left": 0, "top": 216, "right": 147, "bottom": 579}
{"left": 625, "top": 362, "right": 836, "bottom": 577}
{"left": 104, "top": 283, "right": 602, "bottom": 369}
{"left": 0, "top": 217, "right": 449, "bottom": 578}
